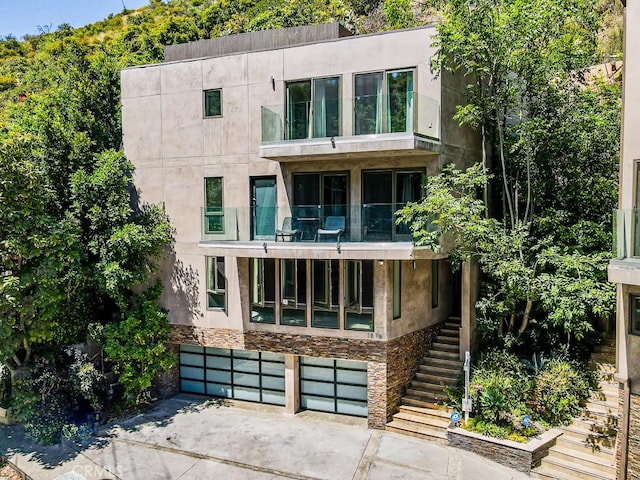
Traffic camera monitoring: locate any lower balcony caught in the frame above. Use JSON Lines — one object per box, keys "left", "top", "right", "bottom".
{"left": 200, "top": 205, "right": 443, "bottom": 260}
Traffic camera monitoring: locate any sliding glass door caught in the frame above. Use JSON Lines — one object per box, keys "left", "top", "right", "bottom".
{"left": 354, "top": 69, "right": 414, "bottom": 135}
{"left": 251, "top": 176, "right": 276, "bottom": 240}
{"left": 287, "top": 77, "right": 340, "bottom": 140}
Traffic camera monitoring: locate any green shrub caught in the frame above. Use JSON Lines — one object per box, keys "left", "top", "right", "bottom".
{"left": 0, "top": 365, "right": 10, "bottom": 408}
{"left": 530, "top": 358, "right": 592, "bottom": 425}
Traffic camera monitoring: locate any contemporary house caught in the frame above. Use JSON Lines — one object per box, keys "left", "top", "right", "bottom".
{"left": 608, "top": 1, "right": 640, "bottom": 478}
{"left": 121, "top": 23, "right": 480, "bottom": 429}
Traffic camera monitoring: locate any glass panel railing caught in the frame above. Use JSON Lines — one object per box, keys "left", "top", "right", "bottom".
{"left": 201, "top": 207, "right": 238, "bottom": 241}
{"left": 612, "top": 208, "right": 640, "bottom": 259}
{"left": 261, "top": 93, "right": 440, "bottom": 142}
{"left": 200, "top": 204, "right": 425, "bottom": 243}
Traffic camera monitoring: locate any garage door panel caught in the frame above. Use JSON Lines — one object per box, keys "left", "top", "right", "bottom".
{"left": 206, "top": 347, "right": 231, "bottom": 356}
{"left": 234, "top": 386, "right": 261, "bottom": 402}
{"left": 262, "top": 390, "right": 285, "bottom": 405}
{"left": 233, "top": 358, "right": 260, "bottom": 373}
{"left": 181, "top": 379, "right": 205, "bottom": 394}
{"left": 262, "top": 361, "right": 285, "bottom": 376}
{"left": 206, "top": 383, "right": 232, "bottom": 397}
{"left": 300, "top": 365, "right": 334, "bottom": 381}
{"left": 337, "top": 384, "right": 367, "bottom": 400}
{"left": 180, "top": 366, "right": 205, "bottom": 380}
{"left": 262, "top": 376, "right": 285, "bottom": 391}
{"left": 336, "top": 359, "right": 366, "bottom": 370}
{"left": 336, "top": 369, "right": 367, "bottom": 385}
{"left": 301, "top": 395, "right": 335, "bottom": 412}
{"left": 206, "top": 355, "right": 231, "bottom": 370}
{"left": 337, "top": 399, "right": 368, "bottom": 417}
{"left": 180, "top": 353, "right": 205, "bottom": 367}
{"left": 233, "top": 372, "right": 260, "bottom": 387}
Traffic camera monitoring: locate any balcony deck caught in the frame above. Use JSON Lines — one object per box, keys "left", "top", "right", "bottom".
{"left": 198, "top": 239, "right": 446, "bottom": 260}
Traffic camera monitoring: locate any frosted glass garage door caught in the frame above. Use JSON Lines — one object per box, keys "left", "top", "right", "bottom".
{"left": 300, "top": 357, "right": 368, "bottom": 417}
{"left": 179, "top": 345, "right": 285, "bottom": 406}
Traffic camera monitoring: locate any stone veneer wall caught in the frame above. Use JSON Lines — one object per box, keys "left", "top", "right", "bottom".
{"left": 385, "top": 327, "right": 438, "bottom": 421}
{"left": 629, "top": 393, "right": 640, "bottom": 480}
{"left": 169, "top": 324, "right": 439, "bottom": 429}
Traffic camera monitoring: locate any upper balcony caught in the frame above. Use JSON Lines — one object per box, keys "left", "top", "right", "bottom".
{"left": 200, "top": 204, "right": 442, "bottom": 260}
{"left": 259, "top": 91, "right": 441, "bottom": 161}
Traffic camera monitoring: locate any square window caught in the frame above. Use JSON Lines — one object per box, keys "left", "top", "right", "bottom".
{"left": 204, "top": 89, "right": 222, "bottom": 117}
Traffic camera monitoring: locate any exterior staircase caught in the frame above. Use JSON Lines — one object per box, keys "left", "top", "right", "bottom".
{"left": 532, "top": 335, "right": 619, "bottom": 480}
{"left": 385, "top": 317, "right": 462, "bottom": 444}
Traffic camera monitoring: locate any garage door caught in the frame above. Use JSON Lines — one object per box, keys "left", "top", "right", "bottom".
{"left": 179, "top": 345, "right": 285, "bottom": 406}
{"left": 300, "top": 356, "right": 368, "bottom": 417}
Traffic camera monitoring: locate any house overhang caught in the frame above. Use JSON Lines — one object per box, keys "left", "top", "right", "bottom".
{"left": 197, "top": 240, "right": 447, "bottom": 261}
{"left": 258, "top": 133, "right": 441, "bottom": 161}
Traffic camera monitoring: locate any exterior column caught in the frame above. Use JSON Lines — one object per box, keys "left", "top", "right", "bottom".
{"left": 459, "top": 260, "right": 479, "bottom": 361}
{"left": 284, "top": 354, "right": 300, "bottom": 414}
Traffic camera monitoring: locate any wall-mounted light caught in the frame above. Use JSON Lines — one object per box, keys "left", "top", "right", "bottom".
{"left": 378, "top": 260, "right": 384, "bottom": 266}
{"left": 270, "top": 76, "right": 275, "bottom": 91}
{"left": 330, "top": 136, "right": 336, "bottom": 148}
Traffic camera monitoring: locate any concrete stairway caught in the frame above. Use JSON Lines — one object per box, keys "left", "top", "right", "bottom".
{"left": 531, "top": 335, "right": 619, "bottom": 480}
{"left": 385, "top": 317, "right": 462, "bottom": 443}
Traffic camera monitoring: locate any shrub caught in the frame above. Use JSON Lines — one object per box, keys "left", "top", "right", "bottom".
{"left": 530, "top": 358, "right": 593, "bottom": 425}
{"left": 0, "top": 365, "right": 10, "bottom": 408}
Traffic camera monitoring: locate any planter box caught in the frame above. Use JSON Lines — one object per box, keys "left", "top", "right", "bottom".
{"left": 447, "top": 426, "right": 562, "bottom": 473}
{"left": 0, "top": 407, "right": 13, "bottom": 425}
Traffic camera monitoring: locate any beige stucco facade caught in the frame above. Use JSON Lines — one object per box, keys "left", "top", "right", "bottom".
{"left": 607, "top": 2, "right": 640, "bottom": 478}
{"left": 122, "top": 24, "right": 480, "bottom": 426}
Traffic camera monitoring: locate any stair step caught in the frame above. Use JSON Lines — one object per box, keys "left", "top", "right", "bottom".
{"left": 556, "top": 434, "right": 617, "bottom": 457}
{"left": 536, "top": 456, "right": 615, "bottom": 480}
{"left": 593, "top": 345, "right": 615, "bottom": 355}
{"left": 410, "top": 380, "right": 452, "bottom": 393}
{"left": 439, "top": 328, "right": 460, "bottom": 337}
{"left": 431, "top": 342, "right": 459, "bottom": 352}
{"left": 402, "top": 395, "right": 442, "bottom": 409}
{"left": 406, "top": 388, "right": 449, "bottom": 403}
{"left": 429, "top": 350, "right": 460, "bottom": 360}
{"left": 585, "top": 399, "right": 619, "bottom": 412}
{"left": 417, "top": 364, "right": 461, "bottom": 376}
{"left": 392, "top": 411, "right": 451, "bottom": 429}
{"left": 386, "top": 419, "right": 448, "bottom": 444}
{"left": 549, "top": 444, "right": 616, "bottom": 474}
{"left": 414, "top": 372, "right": 459, "bottom": 385}
{"left": 563, "top": 422, "right": 617, "bottom": 441}
{"left": 398, "top": 405, "right": 452, "bottom": 419}
{"left": 421, "top": 357, "right": 463, "bottom": 368}
{"left": 435, "top": 336, "right": 459, "bottom": 345}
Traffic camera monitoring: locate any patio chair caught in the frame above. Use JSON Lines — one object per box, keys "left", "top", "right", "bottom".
{"left": 275, "top": 217, "right": 299, "bottom": 242}
{"left": 316, "top": 216, "right": 345, "bottom": 243}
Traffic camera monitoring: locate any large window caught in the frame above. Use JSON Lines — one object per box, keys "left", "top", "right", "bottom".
{"left": 250, "top": 258, "right": 276, "bottom": 324}
{"left": 281, "top": 259, "right": 307, "bottom": 326}
{"left": 206, "top": 257, "right": 226, "bottom": 310}
{"left": 204, "top": 89, "right": 222, "bottom": 117}
{"left": 631, "top": 295, "right": 640, "bottom": 335}
{"left": 354, "top": 69, "right": 414, "bottom": 135}
{"left": 362, "top": 169, "right": 423, "bottom": 241}
{"left": 204, "top": 177, "right": 224, "bottom": 234}
{"left": 312, "top": 260, "right": 340, "bottom": 328}
{"left": 287, "top": 77, "right": 340, "bottom": 140}
{"left": 345, "top": 260, "right": 374, "bottom": 331}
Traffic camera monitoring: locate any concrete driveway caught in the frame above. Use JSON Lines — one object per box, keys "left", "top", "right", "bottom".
{"left": 0, "top": 395, "right": 529, "bottom": 480}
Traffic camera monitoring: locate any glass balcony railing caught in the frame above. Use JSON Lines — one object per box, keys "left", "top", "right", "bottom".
{"left": 612, "top": 208, "right": 640, "bottom": 259}
{"left": 200, "top": 204, "right": 429, "bottom": 243}
{"left": 261, "top": 92, "right": 440, "bottom": 143}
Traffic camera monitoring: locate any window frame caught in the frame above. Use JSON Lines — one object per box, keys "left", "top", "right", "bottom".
{"left": 250, "top": 258, "right": 276, "bottom": 324}
{"left": 204, "top": 177, "right": 224, "bottom": 234}
{"left": 353, "top": 68, "right": 416, "bottom": 136}
{"left": 203, "top": 88, "right": 222, "bottom": 118}
{"left": 206, "top": 256, "right": 226, "bottom": 311}
{"left": 280, "top": 259, "right": 307, "bottom": 327}
{"left": 285, "top": 75, "right": 342, "bottom": 140}
{"left": 344, "top": 260, "right": 374, "bottom": 332}
{"left": 631, "top": 294, "right": 640, "bottom": 335}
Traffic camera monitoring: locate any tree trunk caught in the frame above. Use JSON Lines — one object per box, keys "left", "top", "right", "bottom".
{"left": 518, "top": 299, "right": 533, "bottom": 335}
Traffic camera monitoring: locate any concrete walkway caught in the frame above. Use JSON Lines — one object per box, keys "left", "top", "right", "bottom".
{"left": 0, "top": 395, "right": 529, "bottom": 480}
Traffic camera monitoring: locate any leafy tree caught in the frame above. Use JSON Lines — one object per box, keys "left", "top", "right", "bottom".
{"left": 102, "top": 282, "right": 176, "bottom": 405}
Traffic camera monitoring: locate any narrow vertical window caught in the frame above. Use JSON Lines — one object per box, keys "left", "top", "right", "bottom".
{"left": 345, "top": 260, "right": 374, "bottom": 331}
{"left": 206, "top": 256, "right": 225, "bottom": 310}
{"left": 312, "top": 260, "right": 339, "bottom": 328}
{"left": 432, "top": 260, "right": 439, "bottom": 309}
{"left": 250, "top": 258, "right": 276, "bottom": 324}
{"left": 204, "top": 89, "right": 222, "bottom": 117}
{"left": 631, "top": 295, "right": 640, "bottom": 335}
{"left": 393, "top": 260, "right": 401, "bottom": 319}
{"left": 204, "top": 177, "right": 224, "bottom": 234}
{"left": 281, "top": 259, "right": 307, "bottom": 327}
